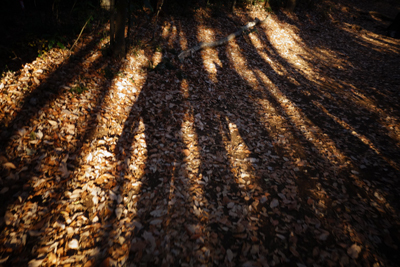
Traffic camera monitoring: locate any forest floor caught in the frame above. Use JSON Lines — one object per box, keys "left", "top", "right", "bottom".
{"left": 1, "top": 0, "right": 400, "bottom": 266}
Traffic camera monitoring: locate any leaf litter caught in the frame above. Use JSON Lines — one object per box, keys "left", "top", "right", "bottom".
{"left": 1, "top": 1, "right": 400, "bottom": 266}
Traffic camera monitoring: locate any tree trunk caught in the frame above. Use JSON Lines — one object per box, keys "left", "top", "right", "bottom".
{"left": 113, "top": 0, "right": 128, "bottom": 58}
{"left": 110, "top": 0, "right": 116, "bottom": 47}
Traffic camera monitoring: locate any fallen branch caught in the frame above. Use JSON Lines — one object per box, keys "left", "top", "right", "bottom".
{"left": 178, "top": 16, "right": 269, "bottom": 61}
{"left": 69, "top": 15, "right": 92, "bottom": 54}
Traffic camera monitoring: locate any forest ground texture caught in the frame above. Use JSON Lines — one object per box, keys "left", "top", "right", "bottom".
{"left": 1, "top": 0, "right": 400, "bottom": 266}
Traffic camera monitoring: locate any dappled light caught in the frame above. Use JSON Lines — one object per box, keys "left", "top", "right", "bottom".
{"left": 313, "top": 100, "right": 399, "bottom": 170}
{"left": 197, "top": 26, "right": 222, "bottom": 83}
{"left": 1, "top": 0, "right": 400, "bottom": 266}
{"left": 339, "top": 23, "right": 400, "bottom": 54}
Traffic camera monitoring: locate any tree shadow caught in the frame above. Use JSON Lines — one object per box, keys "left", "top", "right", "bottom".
{"left": 0, "top": 27, "right": 128, "bottom": 264}
{"left": 103, "top": 19, "right": 211, "bottom": 264}
{"left": 254, "top": 10, "right": 400, "bottom": 180}
{"left": 232, "top": 9, "right": 400, "bottom": 264}
{"left": 1, "top": 3, "right": 400, "bottom": 266}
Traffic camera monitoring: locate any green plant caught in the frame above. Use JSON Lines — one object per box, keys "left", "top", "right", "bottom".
{"left": 131, "top": 39, "right": 143, "bottom": 57}
{"left": 268, "top": 0, "right": 285, "bottom": 9}
{"left": 48, "top": 38, "right": 66, "bottom": 50}
{"left": 31, "top": 34, "right": 67, "bottom": 58}
{"left": 30, "top": 132, "right": 36, "bottom": 140}
{"left": 265, "top": 6, "right": 273, "bottom": 13}
{"left": 249, "top": 28, "right": 259, "bottom": 34}
{"left": 70, "top": 85, "right": 88, "bottom": 94}
{"left": 44, "top": 33, "right": 67, "bottom": 50}
{"left": 38, "top": 51, "right": 46, "bottom": 58}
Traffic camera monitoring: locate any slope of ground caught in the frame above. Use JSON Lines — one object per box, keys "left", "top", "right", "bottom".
{"left": 1, "top": 1, "right": 400, "bottom": 266}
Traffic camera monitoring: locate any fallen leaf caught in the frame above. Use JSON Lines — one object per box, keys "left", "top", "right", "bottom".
{"left": 47, "top": 252, "right": 57, "bottom": 265}
{"left": 226, "top": 249, "right": 234, "bottom": 262}
{"left": 28, "top": 258, "right": 45, "bottom": 267}
{"left": 68, "top": 239, "right": 79, "bottom": 250}
{"left": 115, "top": 207, "right": 123, "bottom": 220}
{"left": 0, "top": 256, "right": 9, "bottom": 264}
{"left": 3, "top": 162, "right": 16, "bottom": 169}
{"left": 4, "top": 211, "right": 14, "bottom": 226}
{"left": 347, "top": 243, "right": 361, "bottom": 259}
{"left": 142, "top": 231, "right": 156, "bottom": 251}
{"left": 270, "top": 198, "right": 279, "bottom": 208}
{"left": 59, "top": 162, "right": 70, "bottom": 178}
{"left": 0, "top": 187, "right": 9, "bottom": 194}
{"left": 319, "top": 231, "right": 330, "bottom": 241}
{"left": 48, "top": 120, "right": 57, "bottom": 126}
{"left": 290, "top": 246, "right": 300, "bottom": 257}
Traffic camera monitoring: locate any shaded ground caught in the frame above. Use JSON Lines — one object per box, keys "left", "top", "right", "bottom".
{"left": 1, "top": 0, "right": 400, "bottom": 266}
{"left": 0, "top": 1, "right": 99, "bottom": 73}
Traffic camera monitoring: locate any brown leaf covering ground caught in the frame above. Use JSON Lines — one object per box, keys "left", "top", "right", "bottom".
{"left": 1, "top": 0, "right": 400, "bottom": 266}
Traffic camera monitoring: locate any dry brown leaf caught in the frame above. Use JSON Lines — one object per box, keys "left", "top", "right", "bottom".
{"left": 28, "top": 258, "right": 45, "bottom": 267}
{"left": 319, "top": 231, "right": 330, "bottom": 241}
{"left": 226, "top": 249, "right": 234, "bottom": 262}
{"left": 270, "top": 198, "right": 279, "bottom": 208}
{"left": 290, "top": 246, "right": 300, "bottom": 257}
{"left": 68, "top": 239, "right": 79, "bottom": 250}
{"left": 347, "top": 243, "right": 361, "bottom": 259}
{"left": 47, "top": 252, "right": 57, "bottom": 265}
{"left": 2, "top": 162, "right": 16, "bottom": 169}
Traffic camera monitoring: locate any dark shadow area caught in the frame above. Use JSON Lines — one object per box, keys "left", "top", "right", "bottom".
{"left": 97, "top": 4, "right": 400, "bottom": 264}
{"left": 110, "top": 23, "right": 207, "bottom": 264}
{"left": 0, "top": 0, "right": 101, "bottom": 73}
{"left": 187, "top": 12, "right": 350, "bottom": 265}
{"left": 342, "top": 0, "right": 400, "bottom": 34}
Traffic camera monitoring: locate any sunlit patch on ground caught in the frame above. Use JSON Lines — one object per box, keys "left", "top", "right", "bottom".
{"left": 1, "top": 1, "right": 400, "bottom": 266}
